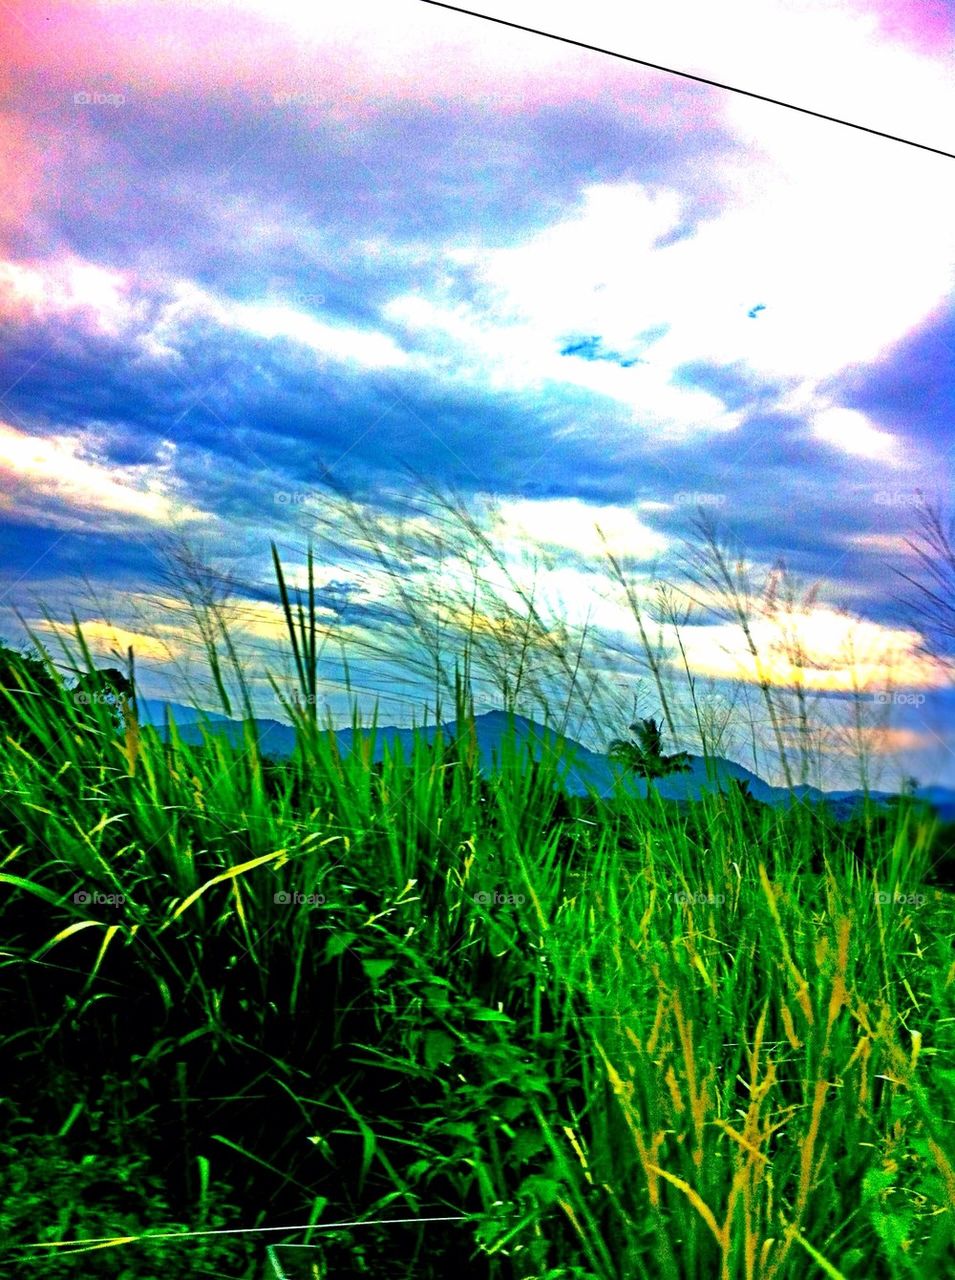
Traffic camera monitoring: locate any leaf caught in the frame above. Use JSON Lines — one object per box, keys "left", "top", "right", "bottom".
{"left": 869, "top": 1209, "right": 914, "bottom": 1260}
{"left": 325, "top": 932, "right": 357, "bottom": 960}
{"left": 511, "top": 1129, "right": 547, "bottom": 1163}
{"left": 0, "top": 873, "right": 67, "bottom": 908}
{"left": 469, "top": 1007, "right": 513, "bottom": 1023}
{"left": 164, "top": 850, "right": 286, "bottom": 924}
{"left": 519, "top": 1173, "right": 562, "bottom": 1207}
{"left": 423, "top": 1030, "right": 456, "bottom": 1070}
{"left": 334, "top": 1091, "right": 376, "bottom": 1194}
{"left": 442, "top": 1121, "right": 478, "bottom": 1142}
{"left": 361, "top": 957, "right": 395, "bottom": 983}
{"left": 498, "top": 1096, "right": 527, "bottom": 1121}
{"left": 788, "top": 1227, "right": 850, "bottom": 1280}
{"left": 32, "top": 919, "right": 109, "bottom": 959}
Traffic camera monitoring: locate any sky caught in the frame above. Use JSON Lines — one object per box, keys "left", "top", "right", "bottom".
{"left": 1, "top": 0, "right": 954, "bottom": 787}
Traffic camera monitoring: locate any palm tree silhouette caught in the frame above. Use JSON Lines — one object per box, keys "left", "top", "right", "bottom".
{"left": 608, "top": 716, "right": 692, "bottom": 796}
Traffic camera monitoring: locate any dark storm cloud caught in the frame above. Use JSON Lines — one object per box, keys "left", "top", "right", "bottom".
{"left": 827, "top": 306, "right": 955, "bottom": 459}
{"left": 0, "top": 518, "right": 162, "bottom": 586}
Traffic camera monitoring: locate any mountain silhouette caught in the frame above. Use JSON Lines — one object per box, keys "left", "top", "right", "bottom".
{"left": 136, "top": 702, "right": 955, "bottom": 818}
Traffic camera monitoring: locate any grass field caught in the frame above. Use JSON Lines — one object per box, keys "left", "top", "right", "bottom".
{"left": 1, "top": 546, "right": 954, "bottom": 1279}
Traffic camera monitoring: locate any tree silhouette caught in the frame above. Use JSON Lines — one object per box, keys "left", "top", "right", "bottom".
{"left": 0, "top": 642, "right": 60, "bottom": 753}
{"left": 71, "top": 666, "right": 135, "bottom": 729}
{"left": 608, "top": 716, "right": 692, "bottom": 795}
{"left": 0, "top": 642, "right": 136, "bottom": 755}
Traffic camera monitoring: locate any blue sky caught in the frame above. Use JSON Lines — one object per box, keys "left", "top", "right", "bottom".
{"left": 1, "top": 0, "right": 953, "bottom": 786}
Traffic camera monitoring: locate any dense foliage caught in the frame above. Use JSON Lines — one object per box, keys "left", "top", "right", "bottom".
{"left": 1, "top": 569, "right": 953, "bottom": 1279}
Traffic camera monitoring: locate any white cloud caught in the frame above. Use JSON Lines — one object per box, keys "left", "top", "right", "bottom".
{"left": 491, "top": 495, "right": 668, "bottom": 562}
{"left": 384, "top": 185, "right": 744, "bottom": 439}
{"left": 676, "top": 606, "right": 941, "bottom": 692}
{"left": 357, "top": 2, "right": 954, "bottom": 459}
{"left": 809, "top": 407, "right": 898, "bottom": 462}
{"left": 405, "top": 1, "right": 954, "bottom": 153}
{"left": 227, "top": 300, "right": 413, "bottom": 370}
{"left": 0, "top": 422, "right": 209, "bottom": 525}
{"left": 0, "top": 257, "right": 139, "bottom": 336}
{"left": 0, "top": 255, "right": 414, "bottom": 373}
{"left": 140, "top": 278, "right": 414, "bottom": 371}
{"left": 382, "top": 122, "right": 953, "bottom": 453}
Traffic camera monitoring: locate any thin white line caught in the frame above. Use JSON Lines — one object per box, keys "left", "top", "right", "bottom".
{"left": 23, "top": 1214, "right": 470, "bottom": 1250}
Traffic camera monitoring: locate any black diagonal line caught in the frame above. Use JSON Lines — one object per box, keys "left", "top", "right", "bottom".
{"left": 416, "top": 1, "right": 955, "bottom": 160}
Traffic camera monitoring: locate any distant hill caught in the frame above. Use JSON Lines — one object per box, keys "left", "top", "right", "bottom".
{"left": 137, "top": 701, "right": 955, "bottom": 818}
{"left": 137, "top": 699, "right": 233, "bottom": 726}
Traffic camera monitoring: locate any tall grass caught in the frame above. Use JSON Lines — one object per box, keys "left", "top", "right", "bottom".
{"left": 1, "top": 516, "right": 953, "bottom": 1279}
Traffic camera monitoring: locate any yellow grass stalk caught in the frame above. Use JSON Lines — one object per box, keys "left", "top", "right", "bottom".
{"left": 758, "top": 864, "right": 814, "bottom": 1027}
{"left": 121, "top": 693, "right": 140, "bottom": 775}
{"left": 780, "top": 1003, "right": 802, "bottom": 1050}
{"left": 562, "top": 1125, "right": 594, "bottom": 1186}
{"left": 823, "top": 916, "right": 851, "bottom": 1046}
{"left": 671, "top": 988, "right": 706, "bottom": 1163}
{"left": 927, "top": 1138, "right": 955, "bottom": 1213}
{"left": 647, "top": 1163, "right": 725, "bottom": 1252}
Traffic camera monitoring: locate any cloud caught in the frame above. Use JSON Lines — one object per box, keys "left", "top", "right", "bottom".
{"left": 1, "top": 0, "right": 953, "bottom": 782}
{"left": 4, "top": 0, "right": 722, "bottom": 118}
{"left": 675, "top": 606, "right": 941, "bottom": 693}
{"left": 0, "top": 420, "right": 209, "bottom": 527}
{"left": 32, "top": 617, "right": 187, "bottom": 665}
{"left": 831, "top": 305, "right": 955, "bottom": 459}
{"left": 0, "top": 257, "right": 138, "bottom": 336}
{"left": 437, "top": 1, "right": 954, "bottom": 152}
{"left": 807, "top": 407, "right": 899, "bottom": 463}
{"left": 0, "top": 257, "right": 414, "bottom": 373}
{"left": 491, "top": 495, "right": 668, "bottom": 563}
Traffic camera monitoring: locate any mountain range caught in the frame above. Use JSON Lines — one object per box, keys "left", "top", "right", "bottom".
{"left": 136, "top": 701, "right": 955, "bottom": 821}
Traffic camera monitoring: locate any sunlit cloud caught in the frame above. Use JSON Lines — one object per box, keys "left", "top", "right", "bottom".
{"left": 809, "top": 407, "right": 898, "bottom": 462}
{"left": 0, "top": 257, "right": 416, "bottom": 374}
{"left": 384, "top": 150, "right": 954, "bottom": 449}
{"left": 0, "top": 257, "right": 137, "bottom": 336}
{"left": 415, "top": 0, "right": 954, "bottom": 150}
{"left": 32, "top": 618, "right": 188, "bottom": 665}
{"left": 490, "top": 496, "right": 669, "bottom": 562}
{"left": 846, "top": 533, "right": 913, "bottom": 555}
{"left": 228, "top": 300, "right": 413, "bottom": 371}
{"left": 0, "top": 421, "right": 209, "bottom": 525}
{"left": 676, "top": 607, "right": 941, "bottom": 693}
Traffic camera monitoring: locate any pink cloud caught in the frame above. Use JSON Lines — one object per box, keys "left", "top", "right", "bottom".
{"left": 4, "top": 0, "right": 717, "bottom": 122}
{"left": 846, "top": 0, "right": 955, "bottom": 54}
{"left": 0, "top": 113, "right": 43, "bottom": 241}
